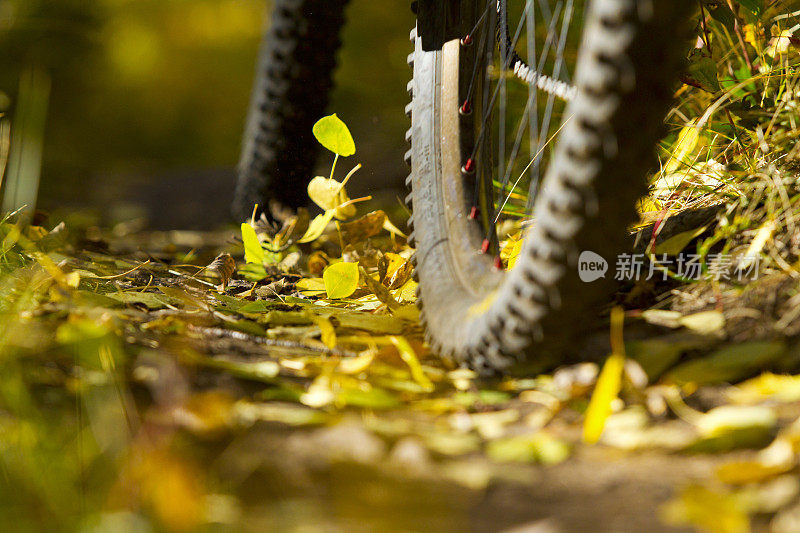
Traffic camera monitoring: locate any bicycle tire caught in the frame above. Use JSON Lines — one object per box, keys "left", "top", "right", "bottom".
{"left": 233, "top": 0, "right": 349, "bottom": 221}
{"left": 408, "top": 0, "right": 695, "bottom": 374}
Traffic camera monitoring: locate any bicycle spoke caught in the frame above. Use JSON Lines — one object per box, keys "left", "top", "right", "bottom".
{"left": 498, "top": 1, "right": 508, "bottom": 198}
{"left": 461, "top": 0, "right": 584, "bottom": 258}
{"left": 527, "top": 0, "right": 574, "bottom": 212}
{"left": 527, "top": 0, "right": 540, "bottom": 199}
{"left": 491, "top": 0, "right": 563, "bottom": 226}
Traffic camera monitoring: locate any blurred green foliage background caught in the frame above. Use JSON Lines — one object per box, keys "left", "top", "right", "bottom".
{"left": 0, "top": 0, "right": 413, "bottom": 228}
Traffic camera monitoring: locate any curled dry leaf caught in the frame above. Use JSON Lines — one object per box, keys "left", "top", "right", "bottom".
{"left": 206, "top": 253, "right": 236, "bottom": 289}
{"left": 307, "top": 176, "right": 357, "bottom": 221}
{"left": 341, "top": 210, "right": 386, "bottom": 244}
{"left": 275, "top": 208, "right": 310, "bottom": 245}
{"left": 378, "top": 252, "right": 412, "bottom": 289}
{"left": 386, "top": 259, "right": 413, "bottom": 290}
{"left": 307, "top": 251, "right": 330, "bottom": 277}
{"left": 343, "top": 244, "right": 381, "bottom": 269}
{"left": 360, "top": 265, "right": 400, "bottom": 309}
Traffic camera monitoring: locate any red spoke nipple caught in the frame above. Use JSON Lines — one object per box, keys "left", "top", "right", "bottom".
{"left": 469, "top": 206, "right": 479, "bottom": 220}
{"left": 461, "top": 35, "right": 473, "bottom": 46}
{"left": 494, "top": 256, "right": 504, "bottom": 270}
{"left": 481, "top": 239, "right": 490, "bottom": 254}
{"left": 462, "top": 158, "right": 475, "bottom": 174}
{"left": 460, "top": 101, "right": 472, "bottom": 115}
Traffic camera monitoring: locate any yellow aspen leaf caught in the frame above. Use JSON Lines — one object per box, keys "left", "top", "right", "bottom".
{"left": 389, "top": 336, "right": 433, "bottom": 391}
{"left": 298, "top": 209, "right": 336, "bottom": 243}
{"left": 241, "top": 222, "right": 264, "bottom": 264}
{"left": 307, "top": 176, "right": 357, "bottom": 220}
{"left": 394, "top": 279, "right": 418, "bottom": 303}
{"left": 382, "top": 217, "right": 407, "bottom": 238}
{"left": 583, "top": 307, "right": 626, "bottom": 444}
{"left": 323, "top": 261, "right": 360, "bottom": 299}
{"left": 659, "top": 485, "right": 749, "bottom": 533}
{"left": 312, "top": 315, "right": 337, "bottom": 348}
{"left": 312, "top": 113, "right": 355, "bottom": 156}
{"left": 583, "top": 352, "right": 625, "bottom": 444}
{"left": 338, "top": 349, "right": 376, "bottom": 374}
{"left": 665, "top": 120, "right": 700, "bottom": 174}
{"left": 738, "top": 219, "right": 774, "bottom": 271}
{"left": 296, "top": 277, "right": 326, "bottom": 297}
{"left": 502, "top": 238, "right": 524, "bottom": 270}
{"left": 743, "top": 24, "right": 759, "bottom": 48}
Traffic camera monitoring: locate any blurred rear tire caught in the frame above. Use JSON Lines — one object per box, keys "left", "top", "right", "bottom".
{"left": 233, "top": 0, "right": 349, "bottom": 221}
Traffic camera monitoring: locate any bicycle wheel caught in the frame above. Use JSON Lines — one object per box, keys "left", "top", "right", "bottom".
{"left": 233, "top": 0, "right": 349, "bottom": 221}
{"left": 407, "top": 0, "right": 695, "bottom": 374}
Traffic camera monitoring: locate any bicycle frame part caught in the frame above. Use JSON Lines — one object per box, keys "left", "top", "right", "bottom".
{"left": 416, "top": 0, "right": 480, "bottom": 51}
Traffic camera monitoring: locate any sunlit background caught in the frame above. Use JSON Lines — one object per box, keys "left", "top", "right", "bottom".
{"left": 0, "top": 0, "right": 413, "bottom": 228}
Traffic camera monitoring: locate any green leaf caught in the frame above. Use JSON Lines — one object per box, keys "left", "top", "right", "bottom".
{"left": 107, "top": 290, "right": 174, "bottom": 309}
{"left": 696, "top": 405, "right": 776, "bottom": 438}
{"left": 238, "top": 300, "right": 271, "bottom": 314}
{"left": 313, "top": 114, "right": 355, "bottom": 156}
{"left": 664, "top": 341, "right": 787, "bottom": 385}
{"left": 486, "top": 433, "right": 571, "bottom": 464}
{"left": 686, "top": 52, "right": 721, "bottom": 93}
{"left": 702, "top": 0, "right": 735, "bottom": 32}
{"left": 241, "top": 222, "right": 264, "bottom": 264}
{"left": 316, "top": 308, "right": 405, "bottom": 334}
{"left": 323, "top": 261, "right": 360, "bottom": 299}
{"left": 337, "top": 386, "right": 399, "bottom": 409}
{"left": 240, "top": 262, "right": 267, "bottom": 282}
{"left": 626, "top": 334, "right": 714, "bottom": 381}
{"left": 687, "top": 405, "right": 776, "bottom": 453}
{"left": 654, "top": 224, "right": 709, "bottom": 255}
{"left": 735, "top": 0, "right": 762, "bottom": 16}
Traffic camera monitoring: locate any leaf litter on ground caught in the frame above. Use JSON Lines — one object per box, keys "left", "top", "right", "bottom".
{"left": 9, "top": 42, "right": 800, "bottom": 530}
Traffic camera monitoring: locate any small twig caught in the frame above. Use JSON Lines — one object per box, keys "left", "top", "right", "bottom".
{"left": 723, "top": 107, "right": 748, "bottom": 155}
{"left": 725, "top": 0, "right": 754, "bottom": 72}
{"left": 697, "top": 0, "right": 713, "bottom": 52}
{"left": 187, "top": 325, "right": 359, "bottom": 358}
{"left": 94, "top": 259, "right": 152, "bottom": 280}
